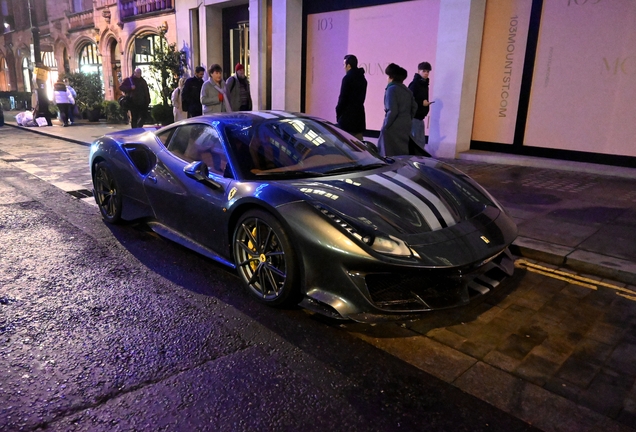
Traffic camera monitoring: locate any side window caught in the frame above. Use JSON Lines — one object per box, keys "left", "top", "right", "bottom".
{"left": 196, "top": 126, "right": 228, "bottom": 176}
{"left": 166, "top": 125, "right": 199, "bottom": 160}
{"left": 166, "top": 124, "right": 228, "bottom": 176}
{"left": 155, "top": 129, "right": 173, "bottom": 147}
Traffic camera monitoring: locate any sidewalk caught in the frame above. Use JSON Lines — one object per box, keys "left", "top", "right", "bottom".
{"left": 3, "top": 109, "right": 636, "bottom": 286}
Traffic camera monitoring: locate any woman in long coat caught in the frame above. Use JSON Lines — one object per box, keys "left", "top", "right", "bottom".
{"left": 201, "top": 64, "right": 232, "bottom": 114}
{"left": 378, "top": 63, "right": 417, "bottom": 157}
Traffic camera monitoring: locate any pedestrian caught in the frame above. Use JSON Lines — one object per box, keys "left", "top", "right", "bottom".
{"left": 63, "top": 78, "right": 77, "bottom": 125}
{"left": 226, "top": 63, "right": 252, "bottom": 111}
{"left": 378, "top": 63, "right": 417, "bottom": 157}
{"left": 408, "top": 62, "right": 433, "bottom": 151}
{"left": 171, "top": 77, "right": 187, "bottom": 122}
{"left": 335, "top": 54, "right": 367, "bottom": 140}
{"left": 53, "top": 79, "right": 75, "bottom": 127}
{"left": 201, "top": 64, "right": 232, "bottom": 114}
{"left": 181, "top": 66, "right": 205, "bottom": 118}
{"left": 119, "top": 68, "right": 151, "bottom": 129}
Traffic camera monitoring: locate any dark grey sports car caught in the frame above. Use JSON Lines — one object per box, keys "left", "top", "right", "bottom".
{"left": 89, "top": 111, "right": 517, "bottom": 322}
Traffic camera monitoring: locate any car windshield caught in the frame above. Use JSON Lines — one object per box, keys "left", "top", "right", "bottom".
{"left": 224, "top": 117, "right": 386, "bottom": 179}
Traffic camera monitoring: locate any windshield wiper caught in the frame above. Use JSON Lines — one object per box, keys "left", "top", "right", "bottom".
{"left": 323, "top": 163, "right": 386, "bottom": 175}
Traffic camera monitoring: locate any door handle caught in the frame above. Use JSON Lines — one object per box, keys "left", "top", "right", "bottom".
{"left": 147, "top": 175, "right": 157, "bottom": 183}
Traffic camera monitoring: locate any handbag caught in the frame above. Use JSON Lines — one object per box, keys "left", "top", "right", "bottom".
{"left": 118, "top": 94, "right": 131, "bottom": 110}
{"left": 118, "top": 77, "right": 133, "bottom": 110}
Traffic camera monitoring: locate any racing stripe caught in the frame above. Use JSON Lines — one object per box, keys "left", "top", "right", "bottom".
{"left": 383, "top": 171, "right": 457, "bottom": 227}
{"left": 269, "top": 110, "right": 296, "bottom": 118}
{"left": 367, "top": 174, "right": 442, "bottom": 231}
{"left": 249, "top": 111, "right": 279, "bottom": 119}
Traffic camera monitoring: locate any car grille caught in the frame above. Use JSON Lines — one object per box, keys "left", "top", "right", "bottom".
{"left": 364, "top": 250, "right": 514, "bottom": 311}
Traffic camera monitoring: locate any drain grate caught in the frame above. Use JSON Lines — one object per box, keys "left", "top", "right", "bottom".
{"left": 1, "top": 157, "right": 24, "bottom": 162}
{"left": 67, "top": 189, "right": 94, "bottom": 199}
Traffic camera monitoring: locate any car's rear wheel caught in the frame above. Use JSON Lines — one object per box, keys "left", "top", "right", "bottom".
{"left": 93, "top": 160, "right": 123, "bottom": 224}
{"left": 233, "top": 210, "right": 299, "bottom": 306}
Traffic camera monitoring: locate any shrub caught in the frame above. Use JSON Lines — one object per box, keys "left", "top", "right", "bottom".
{"left": 151, "top": 103, "right": 173, "bottom": 126}
{"left": 59, "top": 72, "right": 104, "bottom": 113}
{"left": 102, "top": 100, "right": 128, "bottom": 124}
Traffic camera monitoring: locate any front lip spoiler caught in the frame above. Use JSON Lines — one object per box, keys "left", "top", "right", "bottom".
{"left": 300, "top": 248, "right": 516, "bottom": 323}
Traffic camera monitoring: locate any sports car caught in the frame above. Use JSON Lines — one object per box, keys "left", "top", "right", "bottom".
{"left": 89, "top": 111, "right": 517, "bottom": 322}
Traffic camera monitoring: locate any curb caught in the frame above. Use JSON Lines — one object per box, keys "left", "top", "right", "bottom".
{"left": 512, "top": 237, "right": 636, "bottom": 286}
{"left": 3, "top": 122, "right": 91, "bottom": 146}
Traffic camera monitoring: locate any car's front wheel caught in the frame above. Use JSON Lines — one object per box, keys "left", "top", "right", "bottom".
{"left": 93, "top": 160, "right": 122, "bottom": 224}
{"left": 233, "top": 210, "right": 299, "bottom": 306}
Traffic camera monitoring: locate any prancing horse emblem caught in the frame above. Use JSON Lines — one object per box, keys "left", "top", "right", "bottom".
{"left": 228, "top": 187, "right": 237, "bottom": 201}
{"left": 480, "top": 236, "right": 490, "bottom": 244}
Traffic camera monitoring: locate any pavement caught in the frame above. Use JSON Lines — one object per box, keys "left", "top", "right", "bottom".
{"left": 2, "top": 109, "right": 636, "bottom": 430}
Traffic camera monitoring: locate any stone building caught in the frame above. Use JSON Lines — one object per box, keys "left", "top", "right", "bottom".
{"left": 0, "top": 0, "right": 176, "bottom": 104}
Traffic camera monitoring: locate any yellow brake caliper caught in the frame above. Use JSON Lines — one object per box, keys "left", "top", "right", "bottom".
{"left": 248, "top": 227, "right": 259, "bottom": 271}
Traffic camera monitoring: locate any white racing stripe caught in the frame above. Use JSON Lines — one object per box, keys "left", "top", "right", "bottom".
{"left": 367, "top": 174, "right": 442, "bottom": 231}
{"left": 384, "top": 171, "right": 456, "bottom": 227}
{"left": 269, "top": 110, "right": 296, "bottom": 118}
{"left": 249, "top": 112, "right": 279, "bottom": 119}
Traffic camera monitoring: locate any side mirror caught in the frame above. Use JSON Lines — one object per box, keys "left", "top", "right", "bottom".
{"left": 184, "top": 161, "right": 222, "bottom": 189}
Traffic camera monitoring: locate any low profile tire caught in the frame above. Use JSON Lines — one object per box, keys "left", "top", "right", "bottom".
{"left": 233, "top": 209, "right": 299, "bottom": 306}
{"left": 93, "top": 160, "right": 123, "bottom": 224}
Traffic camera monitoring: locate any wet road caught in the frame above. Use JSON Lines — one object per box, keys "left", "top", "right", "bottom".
{"left": 0, "top": 127, "right": 536, "bottom": 431}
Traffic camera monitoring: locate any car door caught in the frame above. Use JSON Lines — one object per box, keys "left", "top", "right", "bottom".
{"left": 143, "top": 123, "right": 234, "bottom": 254}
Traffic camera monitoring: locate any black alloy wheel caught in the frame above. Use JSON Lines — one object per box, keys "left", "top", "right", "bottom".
{"left": 93, "top": 160, "right": 123, "bottom": 224}
{"left": 233, "top": 210, "right": 299, "bottom": 306}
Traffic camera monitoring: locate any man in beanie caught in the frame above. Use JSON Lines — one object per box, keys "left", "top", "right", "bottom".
{"left": 408, "top": 61, "right": 433, "bottom": 150}
{"left": 226, "top": 63, "right": 252, "bottom": 111}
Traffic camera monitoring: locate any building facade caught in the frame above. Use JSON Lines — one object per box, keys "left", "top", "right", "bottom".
{"left": 0, "top": 0, "right": 177, "bottom": 104}
{"left": 1, "top": 0, "right": 635, "bottom": 166}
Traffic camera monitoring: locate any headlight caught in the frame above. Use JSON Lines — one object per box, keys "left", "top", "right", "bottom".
{"left": 371, "top": 235, "right": 417, "bottom": 257}
{"left": 314, "top": 204, "right": 418, "bottom": 258}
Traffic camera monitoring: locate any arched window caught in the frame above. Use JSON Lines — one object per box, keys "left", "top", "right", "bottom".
{"left": 0, "top": 57, "right": 8, "bottom": 91}
{"left": 79, "top": 42, "right": 102, "bottom": 75}
{"left": 132, "top": 34, "right": 162, "bottom": 105}
{"left": 22, "top": 57, "right": 31, "bottom": 92}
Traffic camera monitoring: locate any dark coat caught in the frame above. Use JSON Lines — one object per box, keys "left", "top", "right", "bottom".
{"left": 335, "top": 67, "right": 367, "bottom": 135}
{"left": 378, "top": 82, "right": 418, "bottom": 157}
{"left": 181, "top": 76, "right": 204, "bottom": 117}
{"left": 119, "top": 76, "right": 151, "bottom": 109}
{"left": 408, "top": 73, "right": 430, "bottom": 120}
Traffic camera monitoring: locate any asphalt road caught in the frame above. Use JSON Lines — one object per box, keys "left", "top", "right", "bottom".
{"left": 0, "top": 128, "right": 537, "bottom": 430}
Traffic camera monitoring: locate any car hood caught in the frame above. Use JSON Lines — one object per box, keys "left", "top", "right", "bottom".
{"left": 280, "top": 158, "right": 516, "bottom": 256}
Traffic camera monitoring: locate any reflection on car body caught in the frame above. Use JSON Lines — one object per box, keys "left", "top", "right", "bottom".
{"left": 89, "top": 111, "right": 517, "bottom": 322}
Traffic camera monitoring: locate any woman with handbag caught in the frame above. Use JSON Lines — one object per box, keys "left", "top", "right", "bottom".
{"left": 171, "top": 77, "right": 187, "bottom": 122}
{"left": 200, "top": 64, "right": 232, "bottom": 114}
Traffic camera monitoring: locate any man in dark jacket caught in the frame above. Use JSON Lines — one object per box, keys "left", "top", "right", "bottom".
{"left": 335, "top": 54, "right": 367, "bottom": 140}
{"left": 181, "top": 66, "right": 205, "bottom": 118}
{"left": 119, "top": 68, "right": 151, "bottom": 128}
{"left": 408, "top": 61, "right": 433, "bottom": 150}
